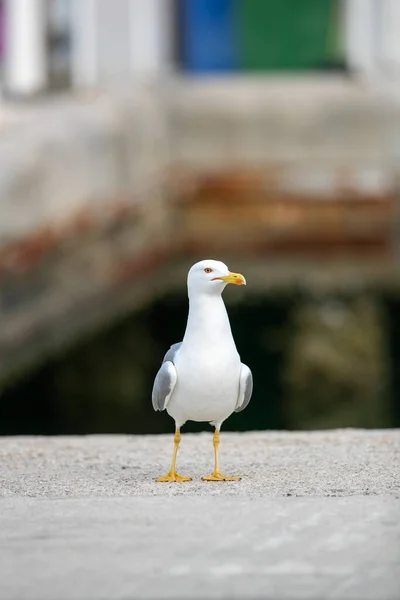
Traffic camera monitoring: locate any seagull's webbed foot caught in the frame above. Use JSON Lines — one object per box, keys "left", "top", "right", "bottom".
{"left": 203, "top": 429, "right": 241, "bottom": 481}
{"left": 156, "top": 470, "right": 192, "bottom": 483}
{"left": 202, "top": 471, "right": 241, "bottom": 482}
{"left": 156, "top": 427, "right": 191, "bottom": 482}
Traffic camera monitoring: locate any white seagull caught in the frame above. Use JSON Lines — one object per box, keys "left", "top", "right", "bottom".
{"left": 152, "top": 259, "right": 253, "bottom": 482}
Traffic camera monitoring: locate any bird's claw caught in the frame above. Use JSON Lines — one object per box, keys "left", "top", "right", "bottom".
{"left": 156, "top": 471, "right": 192, "bottom": 483}
{"left": 202, "top": 471, "right": 241, "bottom": 481}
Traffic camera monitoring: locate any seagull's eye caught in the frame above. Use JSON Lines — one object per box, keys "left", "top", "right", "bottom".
{"left": 204, "top": 268, "right": 213, "bottom": 274}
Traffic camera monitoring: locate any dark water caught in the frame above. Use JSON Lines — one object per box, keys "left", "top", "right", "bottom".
{"left": 1, "top": 292, "right": 399, "bottom": 435}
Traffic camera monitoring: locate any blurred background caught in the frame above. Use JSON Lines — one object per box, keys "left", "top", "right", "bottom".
{"left": 1, "top": 0, "right": 400, "bottom": 435}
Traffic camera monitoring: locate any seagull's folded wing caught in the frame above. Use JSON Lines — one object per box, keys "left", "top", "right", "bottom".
{"left": 152, "top": 361, "right": 178, "bottom": 411}
{"left": 235, "top": 363, "right": 253, "bottom": 412}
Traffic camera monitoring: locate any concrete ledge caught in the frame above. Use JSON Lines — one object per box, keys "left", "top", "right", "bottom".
{"left": 1, "top": 429, "right": 399, "bottom": 497}
{"left": 169, "top": 76, "right": 400, "bottom": 165}
{"left": 1, "top": 430, "right": 399, "bottom": 600}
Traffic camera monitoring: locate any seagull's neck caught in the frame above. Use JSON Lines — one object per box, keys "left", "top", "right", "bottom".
{"left": 183, "top": 292, "right": 234, "bottom": 346}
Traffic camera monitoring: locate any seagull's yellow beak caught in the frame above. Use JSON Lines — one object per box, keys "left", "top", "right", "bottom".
{"left": 213, "top": 272, "right": 246, "bottom": 286}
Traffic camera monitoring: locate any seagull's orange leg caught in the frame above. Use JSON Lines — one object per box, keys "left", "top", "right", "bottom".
{"left": 156, "top": 428, "right": 191, "bottom": 482}
{"left": 202, "top": 429, "right": 241, "bottom": 481}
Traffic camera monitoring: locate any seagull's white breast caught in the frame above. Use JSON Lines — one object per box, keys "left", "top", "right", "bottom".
{"left": 167, "top": 341, "right": 241, "bottom": 425}
{"left": 166, "top": 292, "right": 241, "bottom": 426}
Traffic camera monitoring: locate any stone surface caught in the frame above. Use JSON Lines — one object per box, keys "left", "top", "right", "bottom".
{"left": 1, "top": 429, "right": 399, "bottom": 498}
{"left": 0, "top": 430, "right": 399, "bottom": 599}
{"left": 1, "top": 496, "right": 399, "bottom": 600}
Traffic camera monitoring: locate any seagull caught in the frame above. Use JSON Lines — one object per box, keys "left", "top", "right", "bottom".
{"left": 152, "top": 259, "right": 253, "bottom": 482}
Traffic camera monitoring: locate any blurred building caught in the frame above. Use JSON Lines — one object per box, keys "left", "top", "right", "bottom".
{"left": 1, "top": 0, "right": 400, "bottom": 97}
{"left": 1, "top": 1, "right": 400, "bottom": 432}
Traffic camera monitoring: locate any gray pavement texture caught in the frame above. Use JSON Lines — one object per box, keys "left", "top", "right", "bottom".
{"left": 1, "top": 430, "right": 399, "bottom": 600}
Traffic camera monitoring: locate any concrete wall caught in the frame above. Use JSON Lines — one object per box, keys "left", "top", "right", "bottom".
{"left": 1, "top": 78, "right": 400, "bottom": 383}
{"left": 169, "top": 78, "right": 400, "bottom": 266}
{"left": 0, "top": 87, "right": 172, "bottom": 383}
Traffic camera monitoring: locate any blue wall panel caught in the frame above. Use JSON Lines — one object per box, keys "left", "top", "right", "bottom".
{"left": 181, "top": 0, "right": 237, "bottom": 72}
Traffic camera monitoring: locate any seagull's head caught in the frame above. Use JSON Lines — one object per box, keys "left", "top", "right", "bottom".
{"left": 187, "top": 259, "right": 246, "bottom": 296}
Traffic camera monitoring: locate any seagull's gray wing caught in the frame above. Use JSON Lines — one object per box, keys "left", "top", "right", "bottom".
{"left": 235, "top": 363, "right": 253, "bottom": 412}
{"left": 152, "top": 360, "right": 177, "bottom": 411}
{"left": 152, "top": 342, "right": 182, "bottom": 411}
{"left": 162, "top": 342, "right": 182, "bottom": 364}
